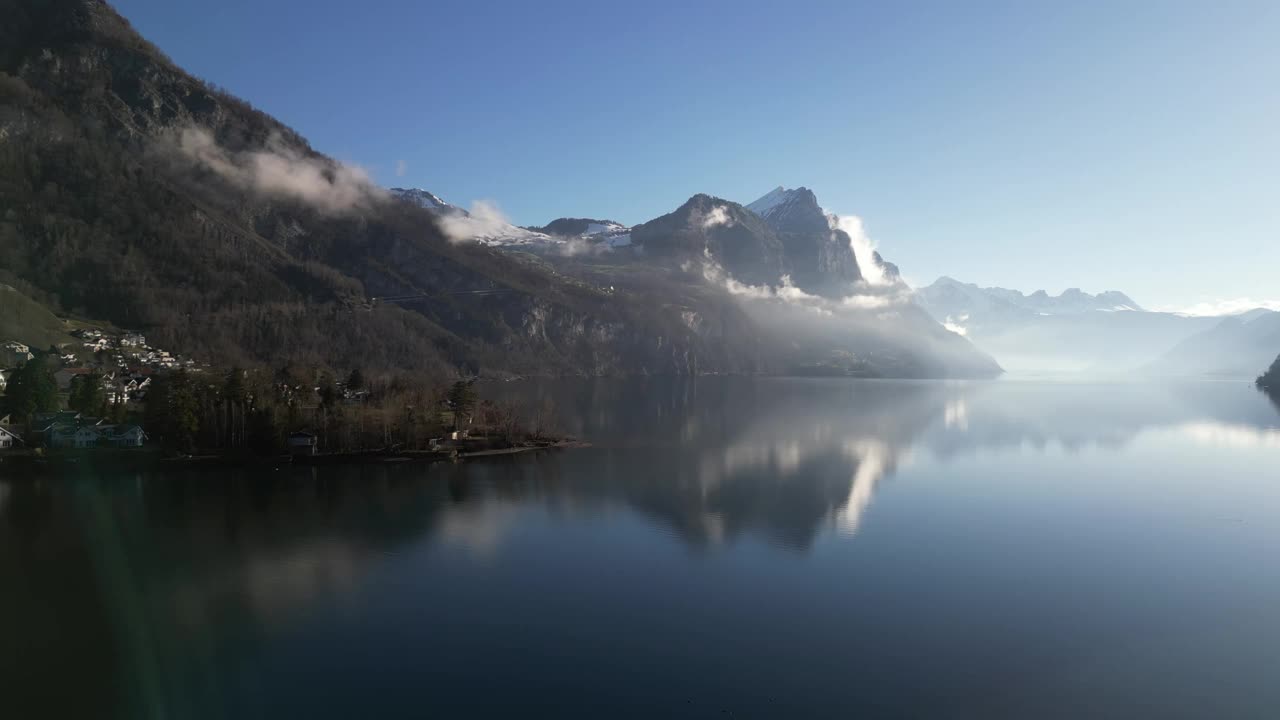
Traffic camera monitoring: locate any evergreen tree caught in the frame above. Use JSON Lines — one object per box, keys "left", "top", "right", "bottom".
{"left": 446, "top": 380, "right": 477, "bottom": 430}
{"left": 143, "top": 373, "right": 171, "bottom": 445}
{"left": 318, "top": 374, "right": 339, "bottom": 410}
{"left": 346, "top": 367, "right": 365, "bottom": 393}
{"left": 222, "top": 368, "right": 248, "bottom": 449}
{"left": 169, "top": 370, "right": 200, "bottom": 453}
{"left": 108, "top": 399, "right": 128, "bottom": 425}
{"left": 145, "top": 370, "right": 200, "bottom": 452}
{"left": 68, "top": 371, "right": 105, "bottom": 413}
{"left": 5, "top": 354, "right": 58, "bottom": 422}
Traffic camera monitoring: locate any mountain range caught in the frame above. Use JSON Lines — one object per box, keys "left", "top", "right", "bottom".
{"left": 916, "top": 277, "right": 1142, "bottom": 324}
{"left": 1144, "top": 310, "right": 1280, "bottom": 379}
{"left": 0, "top": 0, "right": 999, "bottom": 379}
{"left": 915, "top": 277, "right": 1279, "bottom": 377}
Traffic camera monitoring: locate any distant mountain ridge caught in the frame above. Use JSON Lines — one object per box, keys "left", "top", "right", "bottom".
{"left": 1146, "top": 311, "right": 1280, "bottom": 379}
{"left": 917, "top": 277, "right": 1142, "bottom": 327}
{"left": 913, "top": 276, "right": 1280, "bottom": 376}
{"left": 913, "top": 277, "right": 1221, "bottom": 374}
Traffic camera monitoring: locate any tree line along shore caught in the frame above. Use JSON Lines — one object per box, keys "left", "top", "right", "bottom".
{"left": 1, "top": 353, "right": 570, "bottom": 470}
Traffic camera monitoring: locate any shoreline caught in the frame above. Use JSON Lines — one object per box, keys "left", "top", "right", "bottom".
{"left": 0, "top": 439, "right": 588, "bottom": 477}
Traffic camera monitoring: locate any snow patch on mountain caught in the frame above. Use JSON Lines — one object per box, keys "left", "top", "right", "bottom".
{"left": 748, "top": 186, "right": 897, "bottom": 287}
{"left": 389, "top": 187, "right": 566, "bottom": 248}
{"left": 585, "top": 221, "right": 627, "bottom": 236}
{"left": 389, "top": 187, "right": 458, "bottom": 214}
{"left": 745, "top": 186, "right": 795, "bottom": 219}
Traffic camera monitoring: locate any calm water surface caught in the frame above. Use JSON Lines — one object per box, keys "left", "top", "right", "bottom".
{"left": 4, "top": 378, "right": 1280, "bottom": 719}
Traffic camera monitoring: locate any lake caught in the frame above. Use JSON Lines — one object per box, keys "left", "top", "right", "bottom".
{"left": 3, "top": 378, "right": 1280, "bottom": 719}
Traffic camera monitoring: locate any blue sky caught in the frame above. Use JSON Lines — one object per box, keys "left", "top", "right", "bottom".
{"left": 114, "top": 0, "right": 1278, "bottom": 310}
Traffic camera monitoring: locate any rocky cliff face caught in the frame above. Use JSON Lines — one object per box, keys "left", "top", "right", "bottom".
{"left": 630, "top": 194, "right": 789, "bottom": 287}
{"left": 745, "top": 187, "right": 862, "bottom": 297}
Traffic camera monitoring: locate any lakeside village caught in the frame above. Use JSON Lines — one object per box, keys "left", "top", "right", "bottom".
{"left": 0, "top": 331, "right": 567, "bottom": 469}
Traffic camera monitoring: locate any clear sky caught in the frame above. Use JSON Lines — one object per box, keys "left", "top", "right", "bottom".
{"left": 113, "top": 0, "right": 1278, "bottom": 311}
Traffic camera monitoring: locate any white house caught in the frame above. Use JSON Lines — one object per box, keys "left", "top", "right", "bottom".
{"left": 43, "top": 421, "right": 145, "bottom": 450}
{"left": 72, "top": 427, "right": 103, "bottom": 449}
{"left": 0, "top": 426, "right": 21, "bottom": 450}
{"left": 106, "top": 425, "right": 146, "bottom": 448}
{"left": 120, "top": 333, "right": 147, "bottom": 348}
{"left": 48, "top": 424, "right": 104, "bottom": 449}
{"left": 47, "top": 424, "right": 79, "bottom": 449}
{"left": 2, "top": 341, "right": 33, "bottom": 367}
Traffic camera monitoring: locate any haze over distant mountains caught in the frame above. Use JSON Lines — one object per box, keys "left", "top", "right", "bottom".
{"left": 915, "top": 277, "right": 1279, "bottom": 377}
{"left": 1145, "top": 311, "right": 1280, "bottom": 379}
{"left": 917, "top": 278, "right": 1141, "bottom": 322}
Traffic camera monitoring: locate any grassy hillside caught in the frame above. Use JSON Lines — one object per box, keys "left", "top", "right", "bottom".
{"left": 0, "top": 284, "right": 75, "bottom": 351}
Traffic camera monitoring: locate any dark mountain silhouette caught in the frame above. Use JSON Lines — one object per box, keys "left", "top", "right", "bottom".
{"left": 1258, "top": 355, "right": 1280, "bottom": 393}
{"left": 630, "top": 194, "right": 789, "bottom": 287}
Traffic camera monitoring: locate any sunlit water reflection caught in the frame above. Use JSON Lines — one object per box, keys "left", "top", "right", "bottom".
{"left": 3, "top": 378, "right": 1279, "bottom": 718}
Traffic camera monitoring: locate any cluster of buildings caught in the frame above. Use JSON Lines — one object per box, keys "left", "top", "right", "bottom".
{"left": 72, "top": 329, "right": 187, "bottom": 372}
{"left": 54, "top": 366, "right": 154, "bottom": 404}
{"left": 0, "top": 411, "right": 147, "bottom": 451}
{"left": 1, "top": 329, "right": 183, "bottom": 453}
{"left": 2, "top": 329, "right": 197, "bottom": 409}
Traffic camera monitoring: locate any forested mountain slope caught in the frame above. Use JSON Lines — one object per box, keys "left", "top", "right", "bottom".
{"left": 0, "top": 0, "right": 762, "bottom": 376}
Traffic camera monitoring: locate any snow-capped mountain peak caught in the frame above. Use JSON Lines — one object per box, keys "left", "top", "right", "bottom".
{"left": 746, "top": 186, "right": 802, "bottom": 220}
{"left": 525, "top": 217, "right": 634, "bottom": 248}
{"left": 389, "top": 189, "right": 637, "bottom": 251}
{"left": 390, "top": 187, "right": 563, "bottom": 247}
{"left": 745, "top": 186, "right": 831, "bottom": 237}
{"left": 917, "top": 277, "right": 1145, "bottom": 319}
{"left": 388, "top": 187, "right": 462, "bottom": 215}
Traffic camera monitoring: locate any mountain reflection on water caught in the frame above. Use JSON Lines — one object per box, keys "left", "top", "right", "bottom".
{"left": 2, "top": 378, "right": 1279, "bottom": 719}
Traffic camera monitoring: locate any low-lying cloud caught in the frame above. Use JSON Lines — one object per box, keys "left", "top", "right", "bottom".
{"left": 700, "top": 254, "right": 908, "bottom": 317}
{"left": 437, "top": 200, "right": 515, "bottom": 243}
{"left": 1152, "top": 298, "right": 1280, "bottom": 317}
{"left": 943, "top": 315, "right": 969, "bottom": 336}
{"left": 699, "top": 205, "right": 733, "bottom": 229}
{"left": 171, "top": 126, "right": 385, "bottom": 213}
{"left": 828, "top": 212, "right": 889, "bottom": 286}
